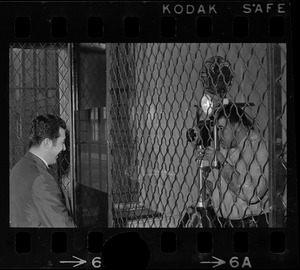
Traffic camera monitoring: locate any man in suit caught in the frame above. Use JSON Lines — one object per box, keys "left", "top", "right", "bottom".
{"left": 10, "top": 114, "right": 76, "bottom": 227}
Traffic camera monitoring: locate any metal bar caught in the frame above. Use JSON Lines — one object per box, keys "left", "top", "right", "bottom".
{"left": 268, "top": 44, "right": 285, "bottom": 227}
{"left": 88, "top": 111, "right": 92, "bottom": 187}
{"left": 267, "top": 44, "right": 276, "bottom": 228}
{"left": 44, "top": 48, "right": 49, "bottom": 113}
{"left": 71, "top": 43, "right": 80, "bottom": 224}
{"left": 21, "top": 48, "right": 27, "bottom": 154}
{"left": 55, "top": 49, "right": 60, "bottom": 115}
{"left": 106, "top": 44, "right": 114, "bottom": 227}
{"left": 98, "top": 108, "right": 102, "bottom": 191}
{"left": 273, "top": 44, "right": 285, "bottom": 227}
{"left": 68, "top": 43, "right": 75, "bottom": 217}
{"left": 212, "top": 124, "right": 218, "bottom": 168}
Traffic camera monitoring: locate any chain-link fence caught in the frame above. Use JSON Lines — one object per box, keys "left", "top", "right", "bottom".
{"left": 107, "top": 43, "right": 287, "bottom": 228}
{"left": 9, "top": 43, "right": 287, "bottom": 228}
{"left": 9, "top": 43, "right": 74, "bottom": 214}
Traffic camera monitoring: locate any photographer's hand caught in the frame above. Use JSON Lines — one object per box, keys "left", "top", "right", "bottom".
{"left": 204, "top": 146, "right": 225, "bottom": 165}
{"left": 205, "top": 148, "right": 244, "bottom": 200}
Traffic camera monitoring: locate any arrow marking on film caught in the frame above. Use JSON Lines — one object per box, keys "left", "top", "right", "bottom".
{"left": 59, "top": 256, "right": 87, "bottom": 268}
{"left": 200, "top": 256, "right": 226, "bottom": 268}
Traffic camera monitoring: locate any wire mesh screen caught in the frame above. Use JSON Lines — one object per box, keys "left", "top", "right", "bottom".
{"left": 9, "top": 43, "right": 73, "bottom": 213}
{"left": 107, "top": 43, "right": 287, "bottom": 228}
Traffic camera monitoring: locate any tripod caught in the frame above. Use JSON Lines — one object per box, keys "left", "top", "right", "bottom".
{"left": 191, "top": 144, "right": 216, "bottom": 228}
{"left": 178, "top": 140, "right": 217, "bottom": 228}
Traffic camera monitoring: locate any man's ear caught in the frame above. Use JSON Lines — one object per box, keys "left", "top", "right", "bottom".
{"left": 232, "top": 122, "right": 241, "bottom": 137}
{"left": 42, "top": 138, "right": 53, "bottom": 149}
{"left": 234, "top": 122, "right": 241, "bottom": 131}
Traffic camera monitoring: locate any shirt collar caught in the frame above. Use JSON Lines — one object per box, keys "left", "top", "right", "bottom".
{"left": 28, "top": 151, "right": 49, "bottom": 169}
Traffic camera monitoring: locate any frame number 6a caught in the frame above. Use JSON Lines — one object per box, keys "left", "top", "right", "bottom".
{"left": 230, "top": 257, "right": 252, "bottom": 268}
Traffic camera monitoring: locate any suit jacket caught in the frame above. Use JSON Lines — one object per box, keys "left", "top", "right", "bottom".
{"left": 10, "top": 151, "right": 76, "bottom": 228}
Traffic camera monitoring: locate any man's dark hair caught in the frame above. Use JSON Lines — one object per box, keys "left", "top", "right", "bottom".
{"left": 29, "top": 114, "right": 66, "bottom": 147}
{"left": 216, "top": 103, "right": 253, "bottom": 129}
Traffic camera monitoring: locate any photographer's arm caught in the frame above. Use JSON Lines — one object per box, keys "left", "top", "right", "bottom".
{"left": 217, "top": 142, "right": 268, "bottom": 204}
{"left": 205, "top": 146, "right": 261, "bottom": 202}
{"left": 215, "top": 152, "right": 246, "bottom": 200}
{"left": 204, "top": 147, "right": 242, "bottom": 196}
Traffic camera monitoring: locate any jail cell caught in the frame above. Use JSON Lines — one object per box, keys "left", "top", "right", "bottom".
{"left": 107, "top": 43, "right": 287, "bottom": 228}
{"left": 9, "top": 43, "right": 74, "bottom": 214}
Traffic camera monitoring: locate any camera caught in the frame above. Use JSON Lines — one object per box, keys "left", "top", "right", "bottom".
{"left": 186, "top": 106, "right": 214, "bottom": 148}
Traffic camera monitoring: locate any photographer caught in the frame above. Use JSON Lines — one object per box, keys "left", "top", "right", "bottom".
{"left": 204, "top": 104, "right": 269, "bottom": 228}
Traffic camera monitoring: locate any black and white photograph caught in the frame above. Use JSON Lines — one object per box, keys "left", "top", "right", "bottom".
{"left": 1, "top": 0, "right": 297, "bottom": 269}
{"left": 9, "top": 43, "right": 287, "bottom": 228}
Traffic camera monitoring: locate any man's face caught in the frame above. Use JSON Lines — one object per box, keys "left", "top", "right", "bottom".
{"left": 48, "top": 127, "right": 66, "bottom": 165}
{"left": 217, "top": 117, "right": 238, "bottom": 149}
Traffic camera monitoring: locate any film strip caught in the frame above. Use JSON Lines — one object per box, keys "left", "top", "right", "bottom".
{"left": 0, "top": 0, "right": 297, "bottom": 269}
